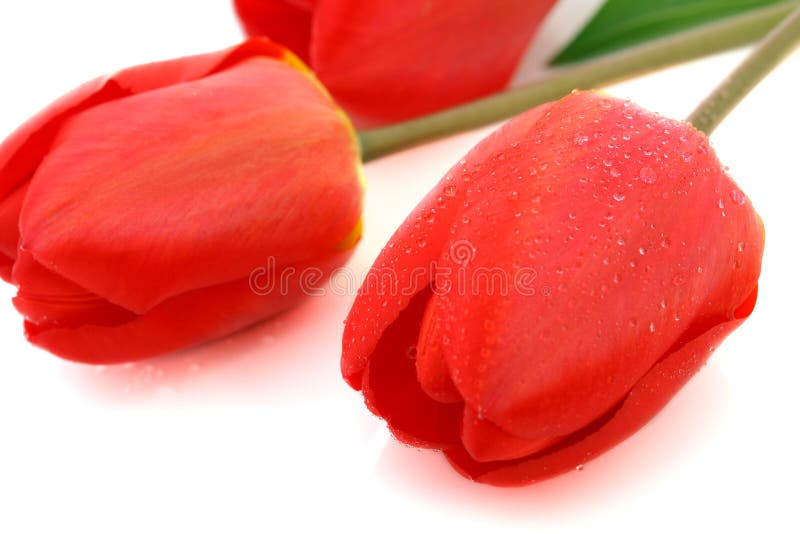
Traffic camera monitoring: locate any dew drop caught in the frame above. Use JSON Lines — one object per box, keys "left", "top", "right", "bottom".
{"left": 638, "top": 247, "right": 647, "bottom": 256}
{"left": 573, "top": 134, "right": 589, "bottom": 146}
{"left": 639, "top": 166, "right": 657, "bottom": 184}
{"left": 610, "top": 168, "right": 622, "bottom": 178}
{"left": 649, "top": 322, "right": 656, "bottom": 333}
{"left": 613, "top": 191, "right": 626, "bottom": 202}
{"left": 730, "top": 189, "right": 747, "bottom": 205}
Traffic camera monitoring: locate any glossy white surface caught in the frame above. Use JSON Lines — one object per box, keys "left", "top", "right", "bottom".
{"left": 1, "top": 2, "right": 798, "bottom": 532}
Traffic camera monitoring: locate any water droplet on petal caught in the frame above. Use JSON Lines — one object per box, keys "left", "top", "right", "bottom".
{"left": 613, "top": 191, "right": 626, "bottom": 202}
{"left": 730, "top": 189, "right": 746, "bottom": 205}
{"left": 639, "top": 166, "right": 657, "bottom": 184}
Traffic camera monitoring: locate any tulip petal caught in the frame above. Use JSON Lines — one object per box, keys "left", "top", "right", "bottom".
{"left": 341, "top": 174, "right": 469, "bottom": 387}
{"left": 445, "top": 314, "right": 748, "bottom": 486}
{"left": 414, "top": 294, "right": 461, "bottom": 403}
{"left": 461, "top": 406, "right": 560, "bottom": 463}
{"left": 24, "top": 249, "right": 353, "bottom": 363}
{"left": 234, "top": 0, "right": 312, "bottom": 63}
{"left": 0, "top": 182, "right": 27, "bottom": 281}
{"left": 438, "top": 92, "right": 764, "bottom": 442}
{"left": 12, "top": 249, "right": 136, "bottom": 328}
{"left": 361, "top": 289, "right": 462, "bottom": 448}
{"left": 341, "top": 101, "right": 556, "bottom": 389}
{"left": 0, "top": 39, "right": 301, "bottom": 282}
{"left": 19, "top": 56, "right": 361, "bottom": 314}
{"left": 310, "top": 0, "right": 557, "bottom": 124}
{"left": 0, "top": 39, "right": 293, "bottom": 200}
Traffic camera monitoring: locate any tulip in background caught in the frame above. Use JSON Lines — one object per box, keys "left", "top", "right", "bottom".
{"left": 0, "top": 38, "right": 364, "bottom": 363}
{"left": 233, "top": 0, "right": 557, "bottom": 125}
{"left": 342, "top": 91, "right": 764, "bottom": 486}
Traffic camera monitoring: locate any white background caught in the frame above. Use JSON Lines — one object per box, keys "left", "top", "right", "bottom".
{"left": 1, "top": 1, "right": 798, "bottom": 532}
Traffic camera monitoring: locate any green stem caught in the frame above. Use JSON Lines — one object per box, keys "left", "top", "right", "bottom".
{"left": 688, "top": 5, "right": 800, "bottom": 135}
{"left": 358, "top": 1, "right": 797, "bottom": 163}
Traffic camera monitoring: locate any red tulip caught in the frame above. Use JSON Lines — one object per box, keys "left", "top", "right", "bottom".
{"left": 233, "top": 0, "right": 557, "bottom": 125}
{"left": 0, "top": 39, "right": 364, "bottom": 363}
{"left": 342, "top": 91, "right": 764, "bottom": 486}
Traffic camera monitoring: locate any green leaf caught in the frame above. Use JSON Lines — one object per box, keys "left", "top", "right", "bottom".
{"left": 551, "top": 0, "right": 788, "bottom": 65}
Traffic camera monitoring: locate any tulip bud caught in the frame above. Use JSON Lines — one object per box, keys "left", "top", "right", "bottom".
{"left": 342, "top": 91, "right": 764, "bottom": 486}
{"left": 233, "top": 0, "right": 557, "bottom": 125}
{"left": 0, "top": 39, "right": 364, "bottom": 363}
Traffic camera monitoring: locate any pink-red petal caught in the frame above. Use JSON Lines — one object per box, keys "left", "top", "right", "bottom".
{"left": 233, "top": 0, "right": 312, "bottom": 62}
{"left": 445, "top": 313, "right": 750, "bottom": 486}
{"left": 361, "top": 289, "right": 462, "bottom": 448}
{"left": 25, "top": 250, "right": 353, "bottom": 363}
{"left": 310, "top": 0, "right": 557, "bottom": 124}
{"left": 437, "top": 92, "right": 764, "bottom": 442}
{"left": 20, "top": 56, "right": 361, "bottom": 314}
{"left": 414, "top": 293, "right": 461, "bottom": 403}
{"left": 12, "top": 249, "right": 136, "bottom": 328}
{"left": 0, "top": 182, "right": 27, "bottom": 281}
{"left": 0, "top": 38, "right": 303, "bottom": 283}
{"left": 461, "top": 406, "right": 559, "bottom": 463}
{"left": 341, "top": 101, "right": 557, "bottom": 389}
